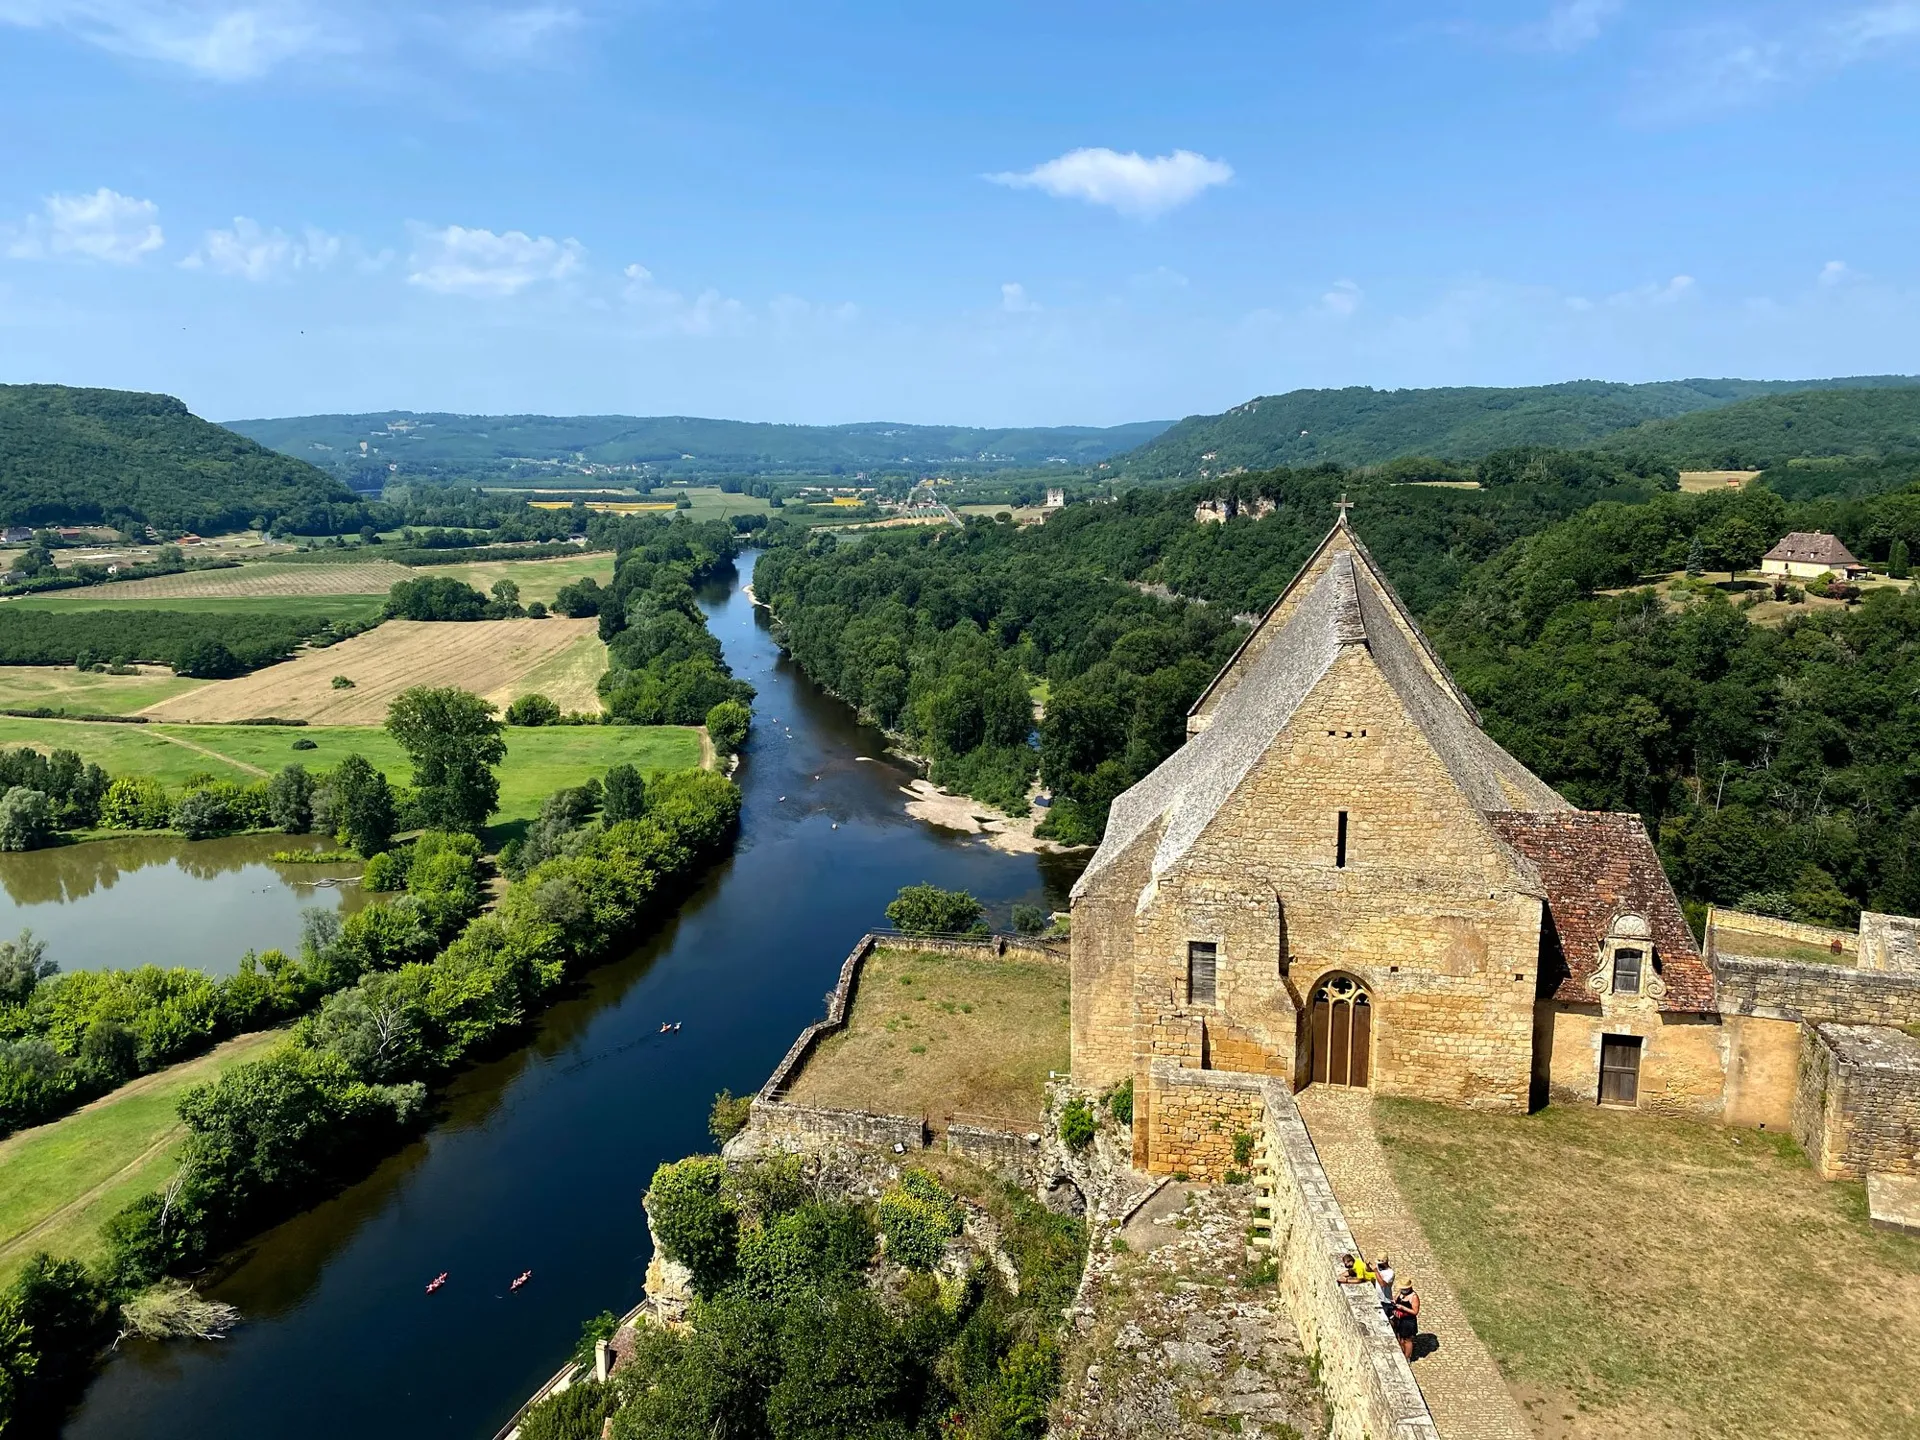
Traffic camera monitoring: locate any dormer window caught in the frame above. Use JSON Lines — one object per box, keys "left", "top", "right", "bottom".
{"left": 1611, "top": 948, "right": 1644, "bottom": 995}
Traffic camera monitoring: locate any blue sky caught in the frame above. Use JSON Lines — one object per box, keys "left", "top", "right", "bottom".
{"left": 1, "top": 0, "right": 1917, "bottom": 425}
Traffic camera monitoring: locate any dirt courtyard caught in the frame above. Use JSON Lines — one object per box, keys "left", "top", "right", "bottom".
{"left": 138, "top": 618, "right": 606, "bottom": 723}
{"left": 784, "top": 944, "right": 1069, "bottom": 1131}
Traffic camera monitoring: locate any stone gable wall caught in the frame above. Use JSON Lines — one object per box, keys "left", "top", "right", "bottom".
{"left": 1536, "top": 1004, "right": 1732, "bottom": 1118}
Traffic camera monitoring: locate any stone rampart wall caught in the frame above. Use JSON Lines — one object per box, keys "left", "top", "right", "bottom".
{"left": 1259, "top": 1078, "right": 1439, "bottom": 1440}
{"left": 746, "top": 1097, "right": 928, "bottom": 1154}
{"left": 1144, "top": 1059, "right": 1266, "bottom": 1182}
{"left": 1792, "top": 1024, "right": 1920, "bottom": 1180}
{"left": 1712, "top": 953, "right": 1920, "bottom": 1028}
{"left": 1707, "top": 906, "right": 1856, "bottom": 955}
{"left": 944, "top": 1122, "right": 1039, "bottom": 1184}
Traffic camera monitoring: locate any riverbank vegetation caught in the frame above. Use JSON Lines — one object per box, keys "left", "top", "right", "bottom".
{"left": 519, "top": 1154, "right": 1084, "bottom": 1440}
{"left": 758, "top": 461, "right": 1920, "bottom": 919}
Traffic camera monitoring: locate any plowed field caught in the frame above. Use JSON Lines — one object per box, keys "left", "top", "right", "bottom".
{"left": 139, "top": 619, "right": 605, "bottom": 723}
{"left": 63, "top": 561, "right": 408, "bottom": 600}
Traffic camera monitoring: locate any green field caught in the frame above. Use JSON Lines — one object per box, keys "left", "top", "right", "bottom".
{"left": 9, "top": 593, "right": 387, "bottom": 620}
{"left": 408, "top": 552, "right": 615, "bottom": 605}
{"left": 0, "top": 665, "right": 208, "bottom": 714}
{"left": 0, "top": 717, "right": 705, "bottom": 835}
{"left": 0, "top": 1030, "right": 286, "bottom": 1284}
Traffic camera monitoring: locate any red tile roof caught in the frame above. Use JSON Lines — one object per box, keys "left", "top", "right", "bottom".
{"left": 1487, "top": 811, "right": 1716, "bottom": 1012}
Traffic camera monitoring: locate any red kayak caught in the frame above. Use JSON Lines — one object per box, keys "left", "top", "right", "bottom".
{"left": 426, "top": 1272, "right": 448, "bottom": 1294}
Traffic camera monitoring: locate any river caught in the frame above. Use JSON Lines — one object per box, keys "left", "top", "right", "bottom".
{"left": 62, "top": 552, "right": 1083, "bottom": 1439}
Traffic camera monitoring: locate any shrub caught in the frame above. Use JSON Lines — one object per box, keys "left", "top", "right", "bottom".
{"left": 1010, "top": 902, "right": 1048, "bottom": 936}
{"left": 647, "top": 1156, "right": 738, "bottom": 1295}
{"left": 101, "top": 775, "right": 170, "bottom": 829}
{"left": 516, "top": 1378, "right": 615, "bottom": 1440}
{"left": 1105, "top": 1076, "right": 1134, "bottom": 1126}
{"left": 705, "top": 698, "right": 750, "bottom": 755}
{"left": 525, "top": 600, "right": 548, "bottom": 619}
{"left": 602, "top": 764, "right": 646, "bottom": 823}
{"left": 331, "top": 675, "right": 355, "bottom": 689}
{"left": 1059, "top": 1097, "right": 1096, "bottom": 1153}
{"left": 292, "top": 737, "right": 318, "bottom": 751}
{"left": 361, "top": 850, "right": 408, "bottom": 893}
{"left": 884, "top": 883, "right": 984, "bottom": 936}
{"left": 876, "top": 1174, "right": 962, "bottom": 1271}
{"left": 736, "top": 1202, "right": 875, "bottom": 1305}
{"left": 506, "top": 693, "right": 561, "bottom": 727}
{"left": 1231, "top": 1130, "right": 1255, "bottom": 1166}
{"left": 0, "top": 787, "right": 53, "bottom": 851}
{"left": 171, "top": 786, "right": 234, "bottom": 840}
{"left": 709, "top": 1088, "right": 753, "bottom": 1143}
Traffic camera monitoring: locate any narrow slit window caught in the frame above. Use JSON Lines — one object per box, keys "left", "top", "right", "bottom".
{"left": 1187, "top": 941, "right": 1217, "bottom": 1006}
{"left": 1335, "top": 811, "right": 1349, "bottom": 869}
{"left": 1611, "top": 948, "right": 1644, "bottom": 995}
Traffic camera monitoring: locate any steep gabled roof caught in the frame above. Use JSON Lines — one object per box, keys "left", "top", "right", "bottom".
{"left": 1763, "top": 531, "right": 1860, "bottom": 568}
{"left": 1486, "top": 811, "right": 1715, "bottom": 1012}
{"left": 1073, "top": 522, "right": 1566, "bottom": 898}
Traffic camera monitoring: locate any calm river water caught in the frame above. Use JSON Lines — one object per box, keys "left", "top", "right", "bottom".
{"left": 63, "top": 553, "right": 1081, "bottom": 1439}
{"left": 0, "top": 833, "right": 367, "bottom": 976}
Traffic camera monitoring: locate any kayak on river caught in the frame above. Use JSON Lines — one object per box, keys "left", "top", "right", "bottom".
{"left": 510, "top": 1271, "right": 533, "bottom": 1292}
{"left": 425, "top": 1273, "right": 447, "bottom": 1294}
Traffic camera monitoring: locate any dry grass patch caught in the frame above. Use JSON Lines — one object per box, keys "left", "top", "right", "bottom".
{"left": 407, "top": 552, "right": 615, "bottom": 606}
{"left": 1711, "top": 925, "right": 1852, "bottom": 965}
{"left": 784, "top": 945, "right": 1068, "bottom": 1130}
{"left": 1678, "top": 470, "right": 1762, "bottom": 493}
{"left": 60, "top": 560, "right": 409, "bottom": 600}
{"left": 138, "top": 618, "right": 604, "bottom": 723}
{"left": 1374, "top": 1097, "right": 1920, "bottom": 1440}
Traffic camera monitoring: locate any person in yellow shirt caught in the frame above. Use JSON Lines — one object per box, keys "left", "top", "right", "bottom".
{"left": 1335, "top": 1251, "right": 1376, "bottom": 1287}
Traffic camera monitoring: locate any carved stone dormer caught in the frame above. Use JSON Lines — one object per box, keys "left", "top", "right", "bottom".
{"left": 1584, "top": 912, "right": 1666, "bottom": 1009}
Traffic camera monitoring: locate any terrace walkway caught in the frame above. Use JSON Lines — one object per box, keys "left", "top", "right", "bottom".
{"left": 1294, "top": 1088, "right": 1531, "bottom": 1440}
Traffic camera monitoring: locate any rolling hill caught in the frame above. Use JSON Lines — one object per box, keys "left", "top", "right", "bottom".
{"left": 1596, "top": 385, "right": 1920, "bottom": 469}
{"left": 228, "top": 411, "right": 1175, "bottom": 486}
{"left": 1111, "top": 375, "right": 1919, "bottom": 481}
{"left": 0, "top": 385, "right": 360, "bottom": 533}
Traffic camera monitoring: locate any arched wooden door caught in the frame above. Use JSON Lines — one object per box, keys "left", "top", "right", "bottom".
{"left": 1308, "top": 974, "right": 1373, "bottom": 1088}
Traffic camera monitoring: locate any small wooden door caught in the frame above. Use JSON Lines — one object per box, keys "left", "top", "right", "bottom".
{"left": 1308, "top": 975, "right": 1372, "bottom": 1088}
{"left": 1599, "top": 1035, "right": 1642, "bottom": 1105}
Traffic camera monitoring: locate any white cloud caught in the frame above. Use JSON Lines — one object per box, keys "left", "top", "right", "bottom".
{"left": 1609, "top": 274, "right": 1695, "bottom": 306}
{"left": 1530, "top": 0, "right": 1620, "bottom": 52}
{"left": 622, "top": 263, "right": 748, "bottom": 336}
{"left": 0, "top": 1, "right": 352, "bottom": 80}
{"left": 1640, "top": 3, "right": 1920, "bottom": 116}
{"left": 1818, "top": 259, "right": 1851, "bottom": 287}
{"left": 460, "top": 3, "right": 578, "bottom": 62}
{"left": 1319, "top": 279, "right": 1363, "bottom": 318}
{"left": 986, "top": 147, "right": 1232, "bottom": 219}
{"left": 5, "top": 187, "right": 162, "bottom": 263}
{"left": 407, "top": 223, "right": 583, "bottom": 297}
{"left": 1000, "top": 282, "right": 1038, "bottom": 314}
{"left": 182, "top": 216, "right": 341, "bottom": 280}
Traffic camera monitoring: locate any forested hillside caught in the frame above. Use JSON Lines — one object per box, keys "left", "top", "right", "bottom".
{"left": 1598, "top": 385, "right": 1920, "bottom": 469}
{"left": 229, "top": 411, "right": 1173, "bottom": 487}
{"left": 0, "top": 386, "right": 361, "bottom": 533}
{"left": 758, "top": 458, "right": 1920, "bottom": 921}
{"left": 1112, "top": 375, "right": 1917, "bottom": 481}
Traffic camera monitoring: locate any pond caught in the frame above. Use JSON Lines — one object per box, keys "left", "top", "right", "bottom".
{"left": 62, "top": 552, "right": 1084, "bottom": 1439}
{"left": 0, "top": 832, "right": 367, "bottom": 977}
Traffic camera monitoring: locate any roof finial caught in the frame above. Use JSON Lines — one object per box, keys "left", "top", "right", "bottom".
{"left": 1335, "top": 493, "right": 1353, "bottom": 524}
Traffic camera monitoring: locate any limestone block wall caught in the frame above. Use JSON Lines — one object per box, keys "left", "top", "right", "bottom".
{"left": 1707, "top": 906, "right": 1856, "bottom": 957}
{"left": 944, "top": 1122, "right": 1040, "bottom": 1185}
{"left": 1858, "top": 912, "right": 1920, "bottom": 975}
{"left": 1713, "top": 953, "right": 1920, "bottom": 1029}
{"left": 1536, "top": 1004, "right": 1731, "bottom": 1118}
{"left": 1071, "top": 826, "right": 1155, "bottom": 1090}
{"left": 1258, "top": 1077, "right": 1439, "bottom": 1440}
{"left": 743, "top": 1098, "right": 928, "bottom": 1155}
{"left": 1145, "top": 1059, "right": 1267, "bottom": 1181}
{"left": 1720, "top": 1013, "right": 1802, "bottom": 1129}
{"left": 1792, "top": 1024, "right": 1920, "bottom": 1179}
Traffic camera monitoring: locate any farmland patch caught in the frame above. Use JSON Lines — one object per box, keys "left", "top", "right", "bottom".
{"left": 36, "top": 560, "right": 409, "bottom": 601}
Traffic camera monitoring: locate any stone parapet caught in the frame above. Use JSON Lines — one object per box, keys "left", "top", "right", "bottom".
{"left": 1792, "top": 1024, "right": 1920, "bottom": 1180}
{"left": 1712, "top": 952, "right": 1920, "bottom": 1028}
{"left": 944, "top": 1121, "right": 1040, "bottom": 1185}
{"left": 1258, "top": 1078, "right": 1439, "bottom": 1440}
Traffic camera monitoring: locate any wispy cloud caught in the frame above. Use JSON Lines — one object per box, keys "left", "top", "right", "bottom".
{"left": 622, "top": 263, "right": 748, "bottom": 336}
{"left": 407, "top": 223, "right": 583, "bottom": 297}
{"left": 1638, "top": 2, "right": 1920, "bottom": 116}
{"left": 986, "top": 147, "right": 1232, "bottom": 219}
{"left": 5, "top": 187, "right": 163, "bottom": 263}
{"left": 459, "top": 3, "right": 578, "bottom": 63}
{"left": 999, "top": 282, "right": 1038, "bottom": 314}
{"left": 181, "top": 216, "right": 343, "bottom": 279}
{"left": 0, "top": 0, "right": 353, "bottom": 79}
{"left": 1319, "top": 279, "right": 1363, "bottom": 318}
{"left": 1530, "top": 0, "right": 1620, "bottom": 52}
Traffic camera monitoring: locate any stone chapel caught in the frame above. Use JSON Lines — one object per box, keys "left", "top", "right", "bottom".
{"left": 1068, "top": 514, "right": 1753, "bottom": 1174}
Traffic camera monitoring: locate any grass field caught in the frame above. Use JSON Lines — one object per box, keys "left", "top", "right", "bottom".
{"left": 784, "top": 945, "right": 1068, "bottom": 1130}
{"left": 0, "top": 716, "right": 704, "bottom": 832}
{"left": 1375, "top": 1098, "right": 1920, "bottom": 1440}
{"left": 0, "top": 1030, "right": 286, "bottom": 1285}
{"left": 139, "top": 618, "right": 605, "bottom": 723}
{"left": 408, "top": 552, "right": 615, "bottom": 605}
{"left": 0, "top": 664, "right": 207, "bottom": 714}
{"left": 8, "top": 592, "right": 388, "bottom": 621}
